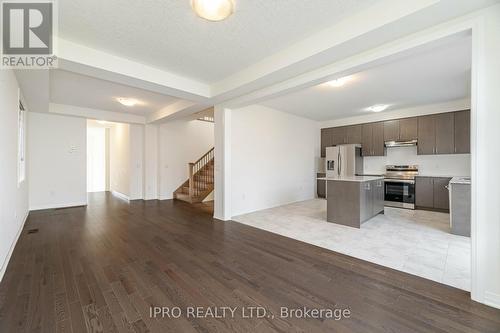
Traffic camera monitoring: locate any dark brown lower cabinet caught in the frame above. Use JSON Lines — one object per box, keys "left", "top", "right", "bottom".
{"left": 372, "top": 179, "right": 385, "bottom": 215}
{"left": 433, "top": 177, "right": 451, "bottom": 210}
{"left": 416, "top": 176, "right": 452, "bottom": 211}
{"left": 317, "top": 179, "right": 326, "bottom": 198}
{"left": 416, "top": 177, "right": 434, "bottom": 208}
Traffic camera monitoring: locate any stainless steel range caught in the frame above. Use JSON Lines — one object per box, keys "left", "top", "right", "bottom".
{"left": 384, "top": 165, "right": 418, "bottom": 209}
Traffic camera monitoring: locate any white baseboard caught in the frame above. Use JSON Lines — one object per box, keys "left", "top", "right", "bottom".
{"left": 0, "top": 210, "right": 29, "bottom": 282}
{"left": 29, "top": 201, "right": 87, "bottom": 211}
{"left": 111, "top": 191, "right": 130, "bottom": 202}
{"left": 484, "top": 291, "right": 500, "bottom": 309}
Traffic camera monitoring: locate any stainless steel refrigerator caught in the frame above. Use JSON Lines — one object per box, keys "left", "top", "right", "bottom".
{"left": 325, "top": 144, "right": 363, "bottom": 178}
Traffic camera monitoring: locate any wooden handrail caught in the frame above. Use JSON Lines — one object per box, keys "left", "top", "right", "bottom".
{"left": 193, "top": 147, "right": 214, "bottom": 166}
{"left": 188, "top": 147, "right": 214, "bottom": 198}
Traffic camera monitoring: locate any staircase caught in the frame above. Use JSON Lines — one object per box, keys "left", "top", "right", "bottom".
{"left": 174, "top": 148, "right": 214, "bottom": 203}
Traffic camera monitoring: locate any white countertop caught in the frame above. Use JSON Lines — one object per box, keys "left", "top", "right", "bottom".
{"left": 417, "top": 175, "right": 462, "bottom": 178}
{"left": 450, "top": 176, "right": 471, "bottom": 185}
{"left": 317, "top": 176, "right": 384, "bottom": 182}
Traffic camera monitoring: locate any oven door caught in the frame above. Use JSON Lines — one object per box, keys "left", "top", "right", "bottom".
{"left": 384, "top": 179, "right": 415, "bottom": 209}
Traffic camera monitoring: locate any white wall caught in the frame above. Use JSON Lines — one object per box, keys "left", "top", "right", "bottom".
{"left": 129, "top": 124, "right": 144, "bottom": 200}
{"left": 364, "top": 146, "right": 470, "bottom": 177}
{"left": 28, "top": 112, "right": 87, "bottom": 210}
{"left": 0, "top": 70, "right": 29, "bottom": 282}
{"left": 87, "top": 127, "right": 107, "bottom": 192}
{"left": 230, "top": 105, "right": 319, "bottom": 217}
{"left": 109, "top": 123, "right": 131, "bottom": 197}
{"left": 159, "top": 120, "right": 214, "bottom": 199}
{"left": 144, "top": 124, "right": 159, "bottom": 200}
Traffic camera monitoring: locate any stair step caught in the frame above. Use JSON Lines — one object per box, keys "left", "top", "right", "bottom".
{"left": 174, "top": 192, "right": 211, "bottom": 204}
{"left": 174, "top": 193, "right": 193, "bottom": 203}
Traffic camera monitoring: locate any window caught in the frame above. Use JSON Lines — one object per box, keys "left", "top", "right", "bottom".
{"left": 18, "top": 99, "right": 26, "bottom": 184}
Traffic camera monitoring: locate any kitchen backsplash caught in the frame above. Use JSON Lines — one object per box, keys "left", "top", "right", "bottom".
{"left": 363, "top": 146, "right": 471, "bottom": 176}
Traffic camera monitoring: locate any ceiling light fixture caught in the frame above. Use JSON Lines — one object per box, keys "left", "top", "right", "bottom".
{"left": 367, "top": 104, "right": 390, "bottom": 112}
{"left": 325, "top": 76, "right": 351, "bottom": 88}
{"left": 191, "top": 0, "right": 234, "bottom": 21}
{"left": 117, "top": 97, "right": 140, "bottom": 107}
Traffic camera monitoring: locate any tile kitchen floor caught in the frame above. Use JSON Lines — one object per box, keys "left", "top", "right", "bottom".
{"left": 233, "top": 199, "right": 471, "bottom": 291}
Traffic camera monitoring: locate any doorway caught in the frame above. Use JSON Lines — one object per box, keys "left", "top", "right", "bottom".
{"left": 87, "top": 122, "right": 109, "bottom": 193}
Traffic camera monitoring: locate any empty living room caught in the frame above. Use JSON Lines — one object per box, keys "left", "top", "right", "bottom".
{"left": 1, "top": 1, "right": 500, "bottom": 332}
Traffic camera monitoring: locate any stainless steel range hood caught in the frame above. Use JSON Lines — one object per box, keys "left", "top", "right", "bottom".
{"left": 384, "top": 139, "right": 418, "bottom": 148}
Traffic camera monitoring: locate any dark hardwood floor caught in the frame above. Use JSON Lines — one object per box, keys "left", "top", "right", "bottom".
{"left": 1, "top": 192, "right": 499, "bottom": 333}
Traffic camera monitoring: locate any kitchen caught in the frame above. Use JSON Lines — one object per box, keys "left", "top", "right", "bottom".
{"left": 317, "top": 110, "right": 471, "bottom": 237}
{"left": 233, "top": 35, "right": 472, "bottom": 291}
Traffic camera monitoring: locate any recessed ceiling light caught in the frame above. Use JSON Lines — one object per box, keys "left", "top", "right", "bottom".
{"left": 117, "top": 97, "right": 139, "bottom": 107}
{"left": 367, "top": 104, "right": 390, "bottom": 112}
{"left": 325, "top": 76, "right": 351, "bottom": 88}
{"left": 191, "top": 0, "right": 234, "bottom": 21}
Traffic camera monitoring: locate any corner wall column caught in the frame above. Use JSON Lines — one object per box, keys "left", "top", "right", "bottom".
{"left": 214, "top": 105, "right": 232, "bottom": 220}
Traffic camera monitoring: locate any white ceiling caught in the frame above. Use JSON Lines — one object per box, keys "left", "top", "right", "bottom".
{"left": 50, "top": 70, "right": 180, "bottom": 115}
{"left": 260, "top": 36, "right": 472, "bottom": 121}
{"left": 59, "top": 0, "right": 378, "bottom": 83}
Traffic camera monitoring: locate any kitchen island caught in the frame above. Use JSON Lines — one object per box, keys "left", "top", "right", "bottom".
{"left": 322, "top": 176, "right": 385, "bottom": 228}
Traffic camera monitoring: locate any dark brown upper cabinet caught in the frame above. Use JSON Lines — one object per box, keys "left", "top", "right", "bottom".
{"left": 399, "top": 117, "right": 418, "bottom": 141}
{"left": 418, "top": 113, "right": 455, "bottom": 155}
{"left": 454, "top": 110, "right": 470, "bottom": 154}
{"left": 332, "top": 126, "right": 346, "bottom": 145}
{"left": 320, "top": 128, "right": 332, "bottom": 157}
{"left": 384, "top": 118, "right": 417, "bottom": 142}
{"left": 435, "top": 113, "right": 454, "bottom": 154}
{"left": 321, "top": 110, "right": 469, "bottom": 158}
{"left": 361, "top": 122, "right": 384, "bottom": 157}
{"left": 361, "top": 124, "right": 373, "bottom": 157}
{"left": 417, "top": 115, "right": 436, "bottom": 155}
{"left": 345, "top": 125, "right": 362, "bottom": 144}
{"left": 372, "top": 122, "right": 385, "bottom": 156}
{"left": 383, "top": 120, "right": 399, "bottom": 142}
